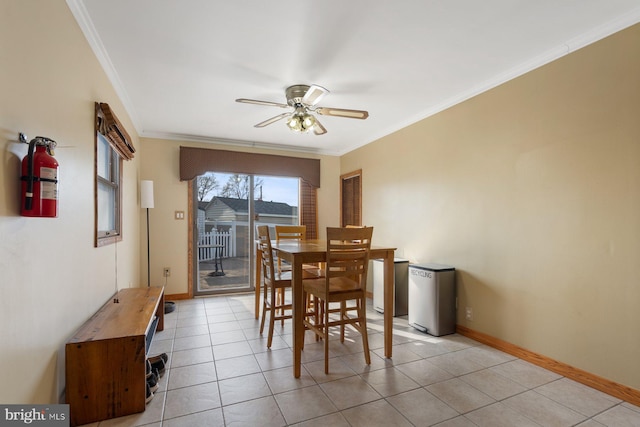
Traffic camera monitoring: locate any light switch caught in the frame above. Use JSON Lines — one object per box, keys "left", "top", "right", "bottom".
{"left": 175, "top": 211, "right": 185, "bottom": 220}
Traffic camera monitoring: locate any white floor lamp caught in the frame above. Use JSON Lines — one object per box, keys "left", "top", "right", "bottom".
{"left": 141, "top": 180, "right": 154, "bottom": 287}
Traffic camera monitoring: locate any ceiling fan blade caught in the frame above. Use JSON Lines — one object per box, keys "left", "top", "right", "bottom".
{"left": 302, "top": 84, "right": 329, "bottom": 106}
{"left": 315, "top": 107, "right": 369, "bottom": 119}
{"left": 254, "top": 112, "right": 290, "bottom": 128}
{"left": 313, "top": 118, "right": 327, "bottom": 135}
{"left": 236, "top": 98, "right": 289, "bottom": 109}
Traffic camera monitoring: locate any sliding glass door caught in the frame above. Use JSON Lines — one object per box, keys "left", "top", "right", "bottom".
{"left": 193, "top": 172, "right": 299, "bottom": 295}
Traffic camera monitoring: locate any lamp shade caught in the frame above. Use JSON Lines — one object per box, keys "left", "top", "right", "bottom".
{"left": 140, "top": 180, "right": 154, "bottom": 209}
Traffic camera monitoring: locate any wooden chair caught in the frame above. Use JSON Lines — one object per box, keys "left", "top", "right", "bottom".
{"left": 274, "top": 225, "right": 324, "bottom": 321}
{"left": 326, "top": 224, "right": 366, "bottom": 338}
{"left": 302, "top": 226, "right": 374, "bottom": 373}
{"left": 257, "top": 225, "right": 292, "bottom": 348}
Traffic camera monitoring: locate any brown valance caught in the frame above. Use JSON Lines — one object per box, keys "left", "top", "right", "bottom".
{"left": 179, "top": 146, "right": 320, "bottom": 188}
{"left": 95, "top": 102, "right": 135, "bottom": 160}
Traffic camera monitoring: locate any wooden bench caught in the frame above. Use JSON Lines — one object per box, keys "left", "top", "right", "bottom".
{"left": 65, "top": 287, "right": 164, "bottom": 426}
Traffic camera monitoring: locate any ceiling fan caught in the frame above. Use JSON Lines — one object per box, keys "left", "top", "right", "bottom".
{"left": 236, "top": 84, "right": 368, "bottom": 135}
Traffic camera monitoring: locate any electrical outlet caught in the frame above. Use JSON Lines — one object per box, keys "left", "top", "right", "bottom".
{"left": 163, "top": 267, "right": 170, "bottom": 277}
{"left": 465, "top": 307, "right": 473, "bottom": 321}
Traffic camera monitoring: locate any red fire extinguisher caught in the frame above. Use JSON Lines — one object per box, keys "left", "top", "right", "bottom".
{"left": 20, "top": 135, "right": 59, "bottom": 217}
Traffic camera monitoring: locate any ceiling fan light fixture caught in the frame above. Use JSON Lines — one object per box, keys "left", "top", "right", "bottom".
{"left": 286, "top": 114, "right": 302, "bottom": 131}
{"left": 301, "top": 113, "right": 316, "bottom": 130}
{"left": 287, "top": 109, "right": 316, "bottom": 133}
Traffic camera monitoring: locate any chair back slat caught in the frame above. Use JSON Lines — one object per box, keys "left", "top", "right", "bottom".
{"left": 275, "top": 225, "right": 307, "bottom": 271}
{"left": 275, "top": 225, "right": 306, "bottom": 241}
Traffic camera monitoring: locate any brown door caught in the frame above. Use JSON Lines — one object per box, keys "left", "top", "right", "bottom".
{"left": 341, "top": 170, "right": 362, "bottom": 227}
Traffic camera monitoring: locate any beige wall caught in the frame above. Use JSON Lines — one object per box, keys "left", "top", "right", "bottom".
{"left": 0, "top": 1, "right": 141, "bottom": 403}
{"left": 139, "top": 138, "right": 340, "bottom": 295}
{"left": 342, "top": 23, "right": 640, "bottom": 390}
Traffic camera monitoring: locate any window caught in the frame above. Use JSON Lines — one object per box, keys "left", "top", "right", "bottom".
{"left": 96, "top": 132, "right": 122, "bottom": 245}
{"left": 94, "top": 102, "right": 135, "bottom": 247}
{"left": 180, "top": 146, "right": 320, "bottom": 239}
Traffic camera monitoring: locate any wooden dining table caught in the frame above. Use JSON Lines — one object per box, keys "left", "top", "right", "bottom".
{"left": 254, "top": 239, "right": 396, "bottom": 378}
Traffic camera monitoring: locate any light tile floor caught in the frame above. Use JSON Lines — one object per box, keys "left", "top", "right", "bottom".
{"left": 82, "top": 293, "right": 640, "bottom": 427}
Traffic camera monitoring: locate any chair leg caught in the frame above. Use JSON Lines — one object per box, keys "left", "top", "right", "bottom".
{"left": 324, "top": 300, "right": 330, "bottom": 374}
{"left": 357, "top": 297, "right": 371, "bottom": 365}
{"left": 301, "top": 289, "right": 307, "bottom": 351}
{"left": 267, "top": 287, "right": 276, "bottom": 348}
{"left": 315, "top": 296, "right": 321, "bottom": 341}
{"left": 278, "top": 288, "right": 286, "bottom": 327}
{"left": 259, "top": 284, "right": 268, "bottom": 335}
{"left": 340, "top": 301, "right": 346, "bottom": 342}
{"left": 302, "top": 290, "right": 315, "bottom": 348}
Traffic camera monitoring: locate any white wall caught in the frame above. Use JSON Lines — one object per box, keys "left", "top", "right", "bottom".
{"left": 0, "top": 1, "right": 141, "bottom": 403}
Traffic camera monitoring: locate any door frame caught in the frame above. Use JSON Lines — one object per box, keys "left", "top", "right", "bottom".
{"left": 188, "top": 176, "right": 257, "bottom": 297}
{"left": 340, "top": 169, "right": 362, "bottom": 227}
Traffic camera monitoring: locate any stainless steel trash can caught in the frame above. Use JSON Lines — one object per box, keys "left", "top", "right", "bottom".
{"left": 408, "top": 263, "right": 456, "bottom": 336}
{"left": 372, "top": 258, "right": 409, "bottom": 316}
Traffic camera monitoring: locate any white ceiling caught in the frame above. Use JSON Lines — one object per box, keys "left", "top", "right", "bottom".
{"left": 68, "top": 0, "right": 640, "bottom": 156}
